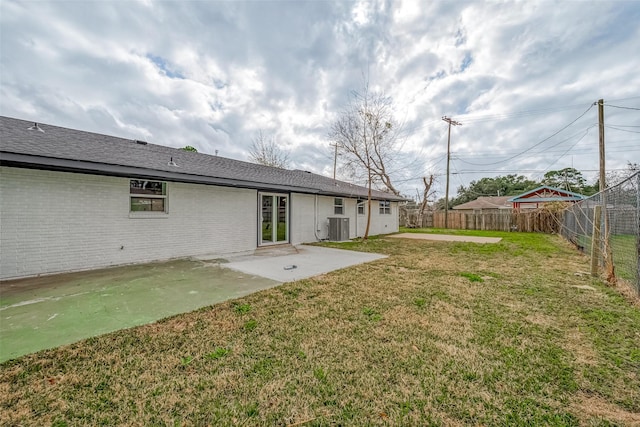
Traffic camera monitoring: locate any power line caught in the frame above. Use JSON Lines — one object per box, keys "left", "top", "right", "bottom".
{"left": 390, "top": 99, "right": 635, "bottom": 193}
{"left": 452, "top": 126, "right": 640, "bottom": 160}
{"left": 454, "top": 119, "right": 596, "bottom": 166}
{"left": 605, "top": 104, "right": 640, "bottom": 110}
{"left": 396, "top": 119, "right": 444, "bottom": 138}
{"left": 451, "top": 139, "right": 637, "bottom": 157}
{"left": 453, "top": 146, "right": 639, "bottom": 157}
{"left": 394, "top": 173, "right": 446, "bottom": 184}
{"left": 535, "top": 128, "right": 593, "bottom": 181}
{"left": 450, "top": 168, "right": 631, "bottom": 174}
{"left": 450, "top": 128, "right": 593, "bottom": 181}
{"left": 455, "top": 137, "right": 639, "bottom": 152}
{"left": 452, "top": 102, "right": 593, "bottom": 124}
{"left": 390, "top": 101, "right": 636, "bottom": 143}
{"left": 395, "top": 101, "right": 621, "bottom": 140}
{"left": 604, "top": 125, "right": 640, "bottom": 134}
{"left": 411, "top": 127, "right": 450, "bottom": 171}
{"left": 606, "top": 96, "right": 640, "bottom": 102}
{"left": 422, "top": 152, "right": 448, "bottom": 173}
{"left": 459, "top": 104, "right": 594, "bottom": 167}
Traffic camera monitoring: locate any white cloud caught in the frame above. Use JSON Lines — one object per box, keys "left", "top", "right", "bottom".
{"left": 1, "top": 0, "right": 638, "bottom": 198}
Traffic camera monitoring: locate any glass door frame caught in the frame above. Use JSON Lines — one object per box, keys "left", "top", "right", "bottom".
{"left": 258, "top": 192, "right": 289, "bottom": 246}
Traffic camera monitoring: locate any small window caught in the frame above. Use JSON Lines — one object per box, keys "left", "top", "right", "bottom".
{"left": 379, "top": 200, "right": 391, "bottom": 215}
{"left": 334, "top": 198, "right": 344, "bottom": 215}
{"left": 357, "top": 199, "right": 365, "bottom": 215}
{"left": 130, "top": 180, "right": 167, "bottom": 212}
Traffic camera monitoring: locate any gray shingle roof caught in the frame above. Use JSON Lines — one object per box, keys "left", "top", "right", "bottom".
{"left": 452, "top": 196, "right": 512, "bottom": 210}
{"left": 0, "top": 116, "right": 405, "bottom": 201}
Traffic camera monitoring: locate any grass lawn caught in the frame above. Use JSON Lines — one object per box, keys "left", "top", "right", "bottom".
{"left": 2, "top": 230, "right": 639, "bottom": 426}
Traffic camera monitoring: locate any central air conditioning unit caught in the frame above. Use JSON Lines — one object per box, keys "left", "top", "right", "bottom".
{"left": 328, "top": 217, "right": 349, "bottom": 241}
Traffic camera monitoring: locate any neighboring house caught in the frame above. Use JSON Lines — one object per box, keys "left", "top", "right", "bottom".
{"left": 452, "top": 187, "right": 586, "bottom": 213}
{"left": 452, "top": 196, "right": 512, "bottom": 213}
{"left": 508, "top": 186, "right": 585, "bottom": 209}
{"left": 0, "top": 117, "right": 404, "bottom": 280}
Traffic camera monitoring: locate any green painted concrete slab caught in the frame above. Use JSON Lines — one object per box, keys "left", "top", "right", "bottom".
{"left": 0, "top": 259, "right": 278, "bottom": 362}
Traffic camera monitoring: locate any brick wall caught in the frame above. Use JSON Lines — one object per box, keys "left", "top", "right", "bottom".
{"left": 0, "top": 167, "right": 401, "bottom": 279}
{"left": 290, "top": 193, "right": 318, "bottom": 244}
{"left": 0, "top": 167, "right": 257, "bottom": 279}
{"left": 366, "top": 200, "right": 399, "bottom": 236}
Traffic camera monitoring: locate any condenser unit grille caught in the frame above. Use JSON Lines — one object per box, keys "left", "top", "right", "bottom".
{"left": 328, "top": 217, "right": 349, "bottom": 241}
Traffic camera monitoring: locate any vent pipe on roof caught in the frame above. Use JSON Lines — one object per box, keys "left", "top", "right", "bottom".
{"left": 168, "top": 157, "right": 179, "bottom": 167}
{"left": 135, "top": 139, "right": 147, "bottom": 145}
{"left": 27, "top": 122, "right": 45, "bottom": 133}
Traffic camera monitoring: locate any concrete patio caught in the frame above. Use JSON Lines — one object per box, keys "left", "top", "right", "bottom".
{"left": 0, "top": 245, "right": 386, "bottom": 362}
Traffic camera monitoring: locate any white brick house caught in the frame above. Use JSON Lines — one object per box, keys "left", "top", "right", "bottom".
{"left": 0, "top": 117, "right": 404, "bottom": 280}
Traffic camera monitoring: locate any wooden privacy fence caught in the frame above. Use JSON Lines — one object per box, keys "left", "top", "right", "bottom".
{"left": 400, "top": 209, "right": 562, "bottom": 233}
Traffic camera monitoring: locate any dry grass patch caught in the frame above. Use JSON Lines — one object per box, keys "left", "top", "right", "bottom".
{"left": 613, "top": 278, "right": 640, "bottom": 307}
{"left": 572, "top": 392, "right": 640, "bottom": 426}
{"left": 563, "top": 327, "right": 600, "bottom": 367}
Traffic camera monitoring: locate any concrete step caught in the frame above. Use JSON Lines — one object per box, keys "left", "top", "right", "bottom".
{"left": 253, "top": 244, "right": 299, "bottom": 257}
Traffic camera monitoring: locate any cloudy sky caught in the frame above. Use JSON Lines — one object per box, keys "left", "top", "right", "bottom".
{"left": 1, "top": 0, "right": 639, "bottom": 198}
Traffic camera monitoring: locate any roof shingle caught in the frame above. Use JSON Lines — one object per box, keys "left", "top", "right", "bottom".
{"left": 452, "top": 196, "right": 512, "bottom": 210}
{"left": 0, "top": 116, "right": 405, "bottom": 201}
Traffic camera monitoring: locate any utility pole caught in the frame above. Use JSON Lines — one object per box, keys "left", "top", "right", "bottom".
{"left": 598, "top": 99, "right": 605, "bottom": 192}
{"left": 597, "top": 99, "right": 614, "bottom": 281}
{"left": 330, "top": 143, "right": 338, "bottom": 180}
{"left": 442, "top": 116, "right": 462, "bottom": 228}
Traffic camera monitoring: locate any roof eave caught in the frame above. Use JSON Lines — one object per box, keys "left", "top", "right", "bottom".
{"left": 512, "top": 197, "right": 583, "bottom": 203}
{"left": 0, "top": 152, "right": 316, "bottom": 194}
{"left": 1, "top": 152, "right": 407, "bottom": 201}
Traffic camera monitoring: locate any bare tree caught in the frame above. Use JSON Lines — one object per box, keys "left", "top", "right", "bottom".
{"left": 248, "top": 130, "right": 290, "bottom": 168}
{"left": 417, "top": 175, "right": 435, "bottom": 227}
{"left": 329, "top": 84, "right": 400, "bottom": 239}
{"left": 606, "top": 161, "right": 639, "bottom": 187}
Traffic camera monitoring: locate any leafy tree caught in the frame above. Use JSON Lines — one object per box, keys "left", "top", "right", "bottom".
{"left": 248, "top": 130, "right": 290, "bottom": 168}
{"left": 182, "top": 146, "right": 198, "bottom": 152}
{"left": 329, "top": 83, "right": 400, "bottom": 239}
{"left": 541, "top": 168, "right": 588, "bottom": 193}
{"left": 450, "top": 174, "right": 538, "bottom": 207}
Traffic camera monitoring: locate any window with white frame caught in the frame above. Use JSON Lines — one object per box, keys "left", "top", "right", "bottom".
{"left": 334, "top": 198, "right": 344, "bottom": 215}
{"left": 379, "top": 200, "right": 391, "bottom": 215}
{"left": 130, "top": 179, "right": 167, "bottom": 212}
{"left": 357, "top": 199, "right": 365, "bottom": 215}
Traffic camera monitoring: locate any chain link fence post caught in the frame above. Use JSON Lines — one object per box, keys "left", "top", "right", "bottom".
{"left": 636, "top": 172, "right": 640, "bottom": 293}
{"left": 561, "top": 172, "right": 639, "bottom": 295}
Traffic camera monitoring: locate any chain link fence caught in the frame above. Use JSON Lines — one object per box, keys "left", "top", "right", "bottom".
{"left": 561, "top": 172, "right": 639, "bottom": 294}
